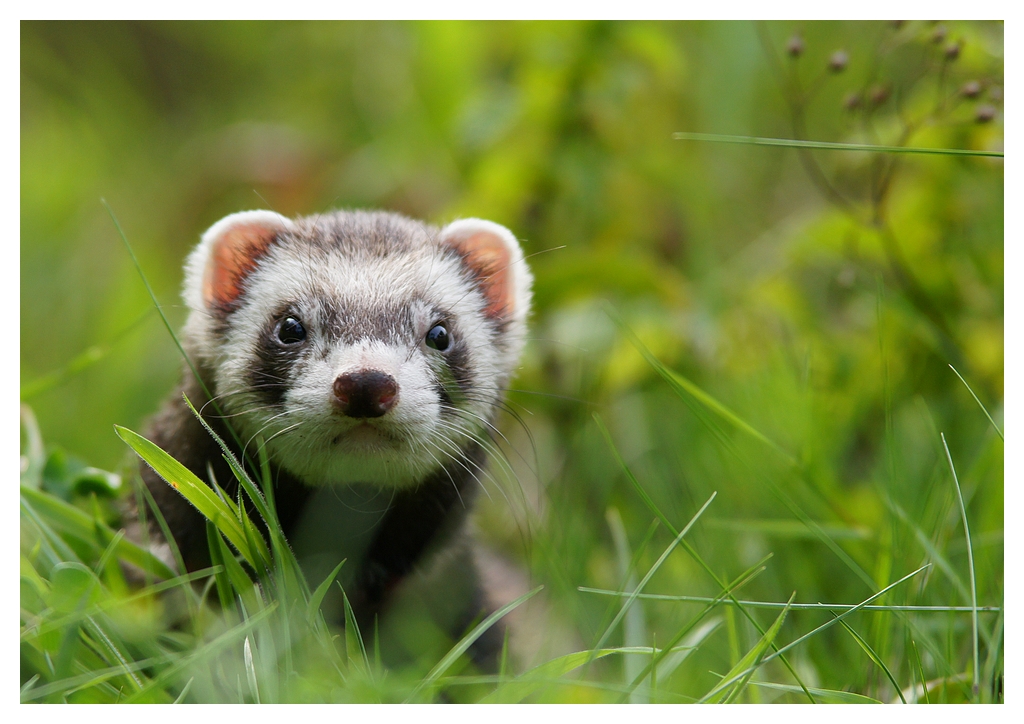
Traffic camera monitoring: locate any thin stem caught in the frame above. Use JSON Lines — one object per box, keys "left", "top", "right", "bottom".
{"left": 949, "top": 365, "right": 1004, "bottom": 441}
{"left": 942, "top": 433, "right": 980, "bottom": 702}
{"left": 671, "top": 132, "right": 1002, "bottom": 158}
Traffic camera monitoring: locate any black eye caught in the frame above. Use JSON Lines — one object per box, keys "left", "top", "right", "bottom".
{"left": 276, "top": 316, "right": 307, "bottom": 345}
{"left": 425, "top": 324, "right": 450, "bottom": 351}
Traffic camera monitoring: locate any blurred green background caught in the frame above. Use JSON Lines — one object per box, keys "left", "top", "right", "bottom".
{"left": 21, "top": 21, "right": 1002, "bottom": 700}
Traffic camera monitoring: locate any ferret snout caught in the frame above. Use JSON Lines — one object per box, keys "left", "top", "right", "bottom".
{"left": 333, "top": 370, "right": 400, "bottom": 418}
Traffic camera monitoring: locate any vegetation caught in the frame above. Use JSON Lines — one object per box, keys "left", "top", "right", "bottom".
{"left": 21, "top": 21, "right": 1003, "bottom": 703}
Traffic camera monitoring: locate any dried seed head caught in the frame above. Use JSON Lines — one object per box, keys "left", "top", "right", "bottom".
{"left": 843, "top": 91, "right": 862, "bottom": 110}
{"left": 869, "top": 84, "right": 890, "bottom": 107}
{"left": 891, "top": 20, "right": 905, "bottom": 30}
{"left": 944, "top": 42, "right": 961, "bottom": 61}
{"left": 975, "top": 104, "right": 996, "bottom": 123}
{"left": 961, "top": 81, "right": 982, "bottom": 99}
{"left": 787, "top": 34, "right": 805, "bottom": 58}
{"left": 829, "top": 50, "right": 849, "bottom": 73}
{"left": 931, "top": 25, "right": 948, "bottom": 43}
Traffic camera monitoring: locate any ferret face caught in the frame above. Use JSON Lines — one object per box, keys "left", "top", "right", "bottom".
{"left": 181, "top": 210, "right": 531, "bottom": 489}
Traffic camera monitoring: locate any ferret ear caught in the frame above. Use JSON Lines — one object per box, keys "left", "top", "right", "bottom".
{"left": 440, "top": 219, "right": 531, "bottom": 320}
{"left": 193, "top": 210, "right": 294, "bottom": 311}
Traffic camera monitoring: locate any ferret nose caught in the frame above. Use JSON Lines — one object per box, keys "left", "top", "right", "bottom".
{"left": 333, "top": 370, "right": 399, "bottom": 418}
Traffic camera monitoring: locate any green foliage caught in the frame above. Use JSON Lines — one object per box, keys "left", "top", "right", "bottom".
{"left": 22, "top": 20, "right": 1002, "bottom": 703}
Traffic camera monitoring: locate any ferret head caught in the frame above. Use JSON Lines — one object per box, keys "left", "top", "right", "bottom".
{"left": 181, "top": 209, "right": 532, "bottom": 488}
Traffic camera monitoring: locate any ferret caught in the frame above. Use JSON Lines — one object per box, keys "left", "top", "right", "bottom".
{"left": 130, "top": 209, "right": 532, "bottom": 665}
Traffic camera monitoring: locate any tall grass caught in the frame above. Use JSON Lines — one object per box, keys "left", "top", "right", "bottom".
{"left": 20, "top": 305, "right": 1002, "bottom": 701}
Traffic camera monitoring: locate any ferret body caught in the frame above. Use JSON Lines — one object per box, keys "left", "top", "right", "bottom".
{"left": 132, "top": 209, "right": 531, "bottom": 664}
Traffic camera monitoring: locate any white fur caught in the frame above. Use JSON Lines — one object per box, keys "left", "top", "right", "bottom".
{"left": 181, "top": 210, "right": 531, "bottom": 490}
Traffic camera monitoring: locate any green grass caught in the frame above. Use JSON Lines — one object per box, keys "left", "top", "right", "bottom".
{"left": 20, "top": 321, "right": 1002, "bottom": 701}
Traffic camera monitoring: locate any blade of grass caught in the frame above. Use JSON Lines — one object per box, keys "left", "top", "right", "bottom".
{"left": 481, "top": 646, "right": 687, "bottom": 704}
{"left": 182, "top": 396, "right": 284, "bottom": 577}
{"left": 949, "top": 364, "right": 1003, "bottom": 441}
{"left": 406, "top": 585, "right": 543, "bottom": 702}
{"left": 307, "top": 560, "right": 345, "bottom": 627}
{"left": 656, "top": 618, "right": 721, "bottom": 683}
{"left": 702, "top": 593, "right": 794, "bottom": 703}
{"left": 609, "top": 313, "right": 797, "bottom": 466}
{"left": 834, "top": 615, "right": 906, "bottom": 703}
{"left": 942, "top": 432, "right": 979, "bottom": 702}
{"left": 607, "top": 507, "right": 650, "bottom": 703}
{"left": 708, "top": 565, "right": 930, "bottom": 696}
{"left": 607, "top": 313, "right": 879, "bottom": 592}
{"left": 182, "top": 395, "right": 272, "bottom": 528}
{"left": 910, "top": 637, "right": 930, "bottom": 704}
{"left": 19, "top": 657, "right": 167, "bottom": 703}
{"left": 884, "top": 495, "right": 971, "bottom": 603}
{"left": 577, "top": 589, "right": 999, "bottom": 612}
{"left": 122, "top": 603, "right": 278, "bottom": 703}
{"left": 586, "top": 516, "right": 660, "bottom": 659}
{"left": 243, "top": 636, "right": 260, "bottom": 704}
{"left": 592, "top": 494, "right": 717, "bottom": 656}
{"left": 20, "top": 486, "right": 175, "bottom": 580}
{"left": 20, "top": 492, "right": 84, "bottom": 567}
{"left": 895, "top": 672, "right": 971, "bottom": 704}
{"left": 172, "top": 678, "right": 193, "bottom": 704}
{"left": 80, "top": 615, "right": 146, "bottom": 694}
{"left": 594, "top": 413, "right": 817, "bottom": 702}
{"left": 981, "top": 608, "right": 1003, "bottom": 704}
{"left": 672, "top": 131, "right": 1004, "bottom": 158}
{"left": 20, "top": 405, "right": 45, "bottom": 489}
{"left": 24, "top": 568, "right": 220, "bottom": 641}
{"left": 133, "top": 480, "right": 187, "bottom": 581}
{"left": 116, "top": 425, "right": 258, "bottom": 568}
{"left": 206, "top": 522, "right": 235, "bottom": 612}
{"left": 617, "top": 555, "right": 770, "bottom": 702}
{"left": 92, "top": 525, "right": 129, "bottom": 596}
{"left": 749, "top": 681, "right": 880, "bottom": 703}
{"left": 342, "top": 590, "right": 370, "bottom": 674}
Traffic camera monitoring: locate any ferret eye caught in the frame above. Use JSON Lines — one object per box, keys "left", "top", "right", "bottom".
{"left": 425, "top": 324, "right": 450, "bottom": 351}
{"left": 276, "top": 316, "right": 307, "bottom": 345}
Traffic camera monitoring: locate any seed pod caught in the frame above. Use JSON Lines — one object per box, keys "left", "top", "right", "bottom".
{"left": 891, "top": 20, "right": 905, "bottom": 30}
{"left": 961, "top": 81, "right": 982, "bottom": 99}
{"left": 843, "top": 91, "right": 862, "bottom": 110}
{"left": 787, "top": 34, "right": 804, "bottom": 58}
{"left": 931, "top": 25, "right": 947, "bottom": 43}
{"left": 829, "top": 50, "right": 849, "bottom": 73}
{"left": 975, "top": 105, "right": 996, "bottom": 123}
{"left": 944, "top": 42, "right": 961, "bottom": 61}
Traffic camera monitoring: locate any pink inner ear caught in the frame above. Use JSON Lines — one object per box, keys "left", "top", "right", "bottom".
{"left": 202, "top": 223, "right": 280, "bottom": 310}
{"left": 454, "top": 231, "right": 514, "bottom": 319}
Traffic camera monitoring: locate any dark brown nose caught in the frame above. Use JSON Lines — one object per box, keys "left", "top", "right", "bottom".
{"left": 333, "top": 370, "right": 399, "bottom": 418}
